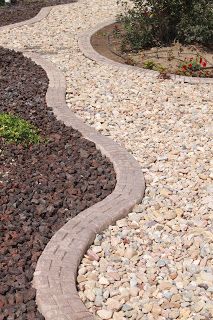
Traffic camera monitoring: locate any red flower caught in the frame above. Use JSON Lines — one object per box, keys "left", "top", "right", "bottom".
{"left": 200, "top": 57, "right": 203, "bottom": 64}
{"left": 189, "top": 64, "right": 192, "bottom": 68}
{"left": 202, "top": 60, "right": 207, "bottom": 68}
{"left": 182, "top": 65, "right": 187, "bottom": 71}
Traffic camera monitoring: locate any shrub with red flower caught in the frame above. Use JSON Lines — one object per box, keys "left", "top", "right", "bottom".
{"left": 177, "top": 56, "right": 209, "bottom": 77}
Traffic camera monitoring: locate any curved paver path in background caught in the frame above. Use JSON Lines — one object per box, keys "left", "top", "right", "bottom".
{"left": 0, "top": 6, "right": 52, "bottom": 31}
{"left": 0, "top": 0, "right": 212, "bottom": 319}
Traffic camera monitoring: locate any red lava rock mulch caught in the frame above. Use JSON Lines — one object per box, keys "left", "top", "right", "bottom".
{"left": 0, "top": 47, "right": 116, "bottom": 320}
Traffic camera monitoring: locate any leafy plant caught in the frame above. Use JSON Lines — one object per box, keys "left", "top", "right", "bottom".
{"left": 118, "top": 0, "right": 213, "bottom": 51}
{"left": 113, "top": 25, "right": 121, "bottom": 38}
{"left": 176, "top": 56, "right": 210, "bottom": 77}
{"left": 143, "top": 60, "right": 166, "bottom": 72}
{"left": 0, "top": 113, "right": 41, "bottom": 145}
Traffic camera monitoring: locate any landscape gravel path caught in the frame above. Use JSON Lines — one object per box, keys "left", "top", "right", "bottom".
{"left": 0, "top": 0, "right": 212, "bottom": 319}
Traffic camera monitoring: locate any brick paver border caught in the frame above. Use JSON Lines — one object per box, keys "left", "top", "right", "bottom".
{"left": 1, "top": 5, "right": 144, "bottom": 319}
{"left": 78, "top": 18, "right": 213, "bottom": 85}
{"left": 23, "top": 52, "right": 145, "bottom": 320}
{"left": 1, "top": 3, "right": 212, "bottom": 319}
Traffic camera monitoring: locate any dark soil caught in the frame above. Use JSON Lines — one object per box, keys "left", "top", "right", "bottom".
{"left": 0, "top": 0, "right": 76, "bottom": 27}
{"left": 0, "top": 47, "right": 116, "bottom": 320}
{"left": 91, "top": 23, "right": 124, "bottom": 65}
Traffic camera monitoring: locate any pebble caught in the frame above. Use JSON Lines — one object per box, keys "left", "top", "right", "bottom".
{"left": 97, "top": 309, "right": 113, "bottom": 319}
{"left": 106, "top": 298, "right": 122, "bottom": 311}
{"left": 151, "top": 304, "right": 162, "bottom": 316}
{"left": 169, "top": 308, "right": 180, "bottom": 319}
{"left": 4, "top": 0, "right": 211, "bottom": 318}
{"left": 86, "top": 249, "right": 100, "bottom": 261}
{"left": 193, "top": 301, "right": 205, "bottom": 313}
{"left": 156, "top": 259, "right": 167, "bottom": 267}
{"left": 84, "top": 289, "right": 95, "bottom": 302}
{"left": 119, "top": 287, "right": 130, "bottom": 300}
{"left": 99, "top": 277, "right": 110, "bottom": 286}
{"left": 142, "top": 303, "right": 152, "bottom": 314}
{"left": 113, "top": 311, "right": 125, "bottom": 320}
{"left": 124, "top": 247, "right": 137, "bottom": 259}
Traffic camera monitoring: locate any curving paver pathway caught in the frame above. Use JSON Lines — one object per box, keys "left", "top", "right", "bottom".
{"left": 0, "top": 0, "right": 213, "bottom": 319}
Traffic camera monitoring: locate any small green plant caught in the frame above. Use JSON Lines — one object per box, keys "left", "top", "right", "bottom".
{"left": 176, "top": 56, "right": 210, "bottom": 77}
{"left": 143, "top": 60, "right": 166, "bottom": 72}
{"left": 113, "top": 25, "right": 121, "bottom": 38}
{"left": 0, "top": 113, "right": 41, "bottom": 145}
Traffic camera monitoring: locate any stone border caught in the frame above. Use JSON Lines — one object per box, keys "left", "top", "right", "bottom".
{"left": 23, "top": 52, "right": 145, "bottom": 320}
{"left": 78, "top": 18, "right": 213, "bottom": 85}
{"left": 0, "top": 6, "right": 52, "bottom": 32}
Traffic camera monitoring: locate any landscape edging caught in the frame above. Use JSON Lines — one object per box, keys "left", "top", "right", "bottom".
{"left": 0, "top": 5, "right": 145, "bottom": 318}
{"left": 24, "top": 51, "right": 145, "bottom": 320}
{"left": 78, "top": 18, "right": 213, "bottom": 85}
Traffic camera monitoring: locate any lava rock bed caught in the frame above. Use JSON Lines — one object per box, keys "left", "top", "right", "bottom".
{"left": 0, "top": 47, "right": 116, "bottom": 320}
{"left": 0, "top": 0, "right": 76, "bottom": 28}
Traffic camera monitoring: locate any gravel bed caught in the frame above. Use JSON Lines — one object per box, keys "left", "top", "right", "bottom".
{"left": 0, "top": 0, "right": 212, "bottom": 319}
{"left": 0, "top": 47, "right": 116, "bottom": 320}
{"left": 0, "top": 0, "right": 75, "bottom": 27}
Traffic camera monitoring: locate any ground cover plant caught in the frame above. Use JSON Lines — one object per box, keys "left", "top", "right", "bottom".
{"left": 0, "top": 47, "right": 116, "bottom": 319}
{"left": 0, "top": 113, "right": 41, "bottom": 145}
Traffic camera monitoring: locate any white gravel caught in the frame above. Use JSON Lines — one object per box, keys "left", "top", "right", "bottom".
{"left": 0, "top": 0, "right": 212, "bottom": 319}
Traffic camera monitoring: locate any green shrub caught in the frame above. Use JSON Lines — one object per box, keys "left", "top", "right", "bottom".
{"left": 118, "top": 0, "right": 213, "bottom": 51}
{"left": 0, "top": 113, "right": 41, "bottom": 145}
{"left": 143, "top": 60, "right": 166, "bottom": 72}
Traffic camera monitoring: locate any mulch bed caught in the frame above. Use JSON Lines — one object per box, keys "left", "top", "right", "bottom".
{"left": 0, "top": 47, "right": 116, "bottom": 320}
{"left": 0, "top": 0, "right": 76, "bottom": 27}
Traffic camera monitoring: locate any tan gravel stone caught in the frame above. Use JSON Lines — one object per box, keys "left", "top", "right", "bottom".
{"left": 97, "top": 309, "right": 113, "bottom": 319}
{"left": 151, "top": 304, "right": 162, "bottom": 316}
{"left": 84, "top": 289, "right": 95, "bottom": 302}
{"left": 4, "top": 0, "right": 211, "bottom": 317}
{"left": 106, "top": 298, "right": 122, "bottom": 311}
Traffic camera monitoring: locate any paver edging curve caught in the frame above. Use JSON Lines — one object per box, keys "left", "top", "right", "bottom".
{"left": 0, "top": 4, "right": 145, "bottom": 318}
{"left": 23, "top": 52, "right": 145, "bottom": 320}
{"left": 78, "top": 18, "right": 213, "bottom": 85}
{"left": 0, "top": 6, "right": 52, "bottom": 32}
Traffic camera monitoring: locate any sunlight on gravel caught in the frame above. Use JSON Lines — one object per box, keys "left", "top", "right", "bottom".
{"left": 0, "top": 0, "right": 212, "bottom": 319}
